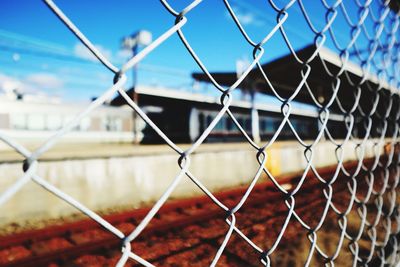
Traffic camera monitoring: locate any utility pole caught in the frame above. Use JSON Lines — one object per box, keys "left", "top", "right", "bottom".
{"left": 121, "top": 30, "right": 152, "bottom": 143}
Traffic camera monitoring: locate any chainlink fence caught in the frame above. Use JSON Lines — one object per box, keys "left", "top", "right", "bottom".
{"left": 1, "top": 0, "right": 400, "bottom": 266}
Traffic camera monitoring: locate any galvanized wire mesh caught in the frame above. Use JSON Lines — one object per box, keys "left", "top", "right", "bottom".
{"left": 1, "top": 0, "right": 400, "bottom": 266}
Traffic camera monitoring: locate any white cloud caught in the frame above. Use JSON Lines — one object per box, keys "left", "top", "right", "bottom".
{"left": 0, "top": 72, "right": 64, "bottom": 98}
{"left": 25, "top": 73, "right": 64, "bottom": 89}
{"left": 73, "top": 42, "right": 112, "bottom": 62}
{"left": 115, "top": 49, "right": 132, "bottom": 61}
{"left": 74, "top": 42, "right": 136, "bottom": 65}
{"left": 0, "top": 74, "right": 22, "bottom": 94}
{"left": 226, "top": 6, "right": 263, "bottom": 27}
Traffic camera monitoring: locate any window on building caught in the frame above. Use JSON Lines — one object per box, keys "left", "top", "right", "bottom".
{"left": 215, "top": 117, "right": 225, "bottom": 131}
{"left": 114, "top": 118, "right": 122, "bottom": 131}
{"left": 102, "top": 116, "right": 123, "bottom": 132}
{"left": 266, "top": 120, "right": 275, "bottom": 132}
{"left": 206, "top": 115, "right": 213, "bottom": 127}
{"left": 11, "top": 114, "right": 27, "bottom": 130}
{"left": 79, "top": 117, "right": 91, "bottom": 131}
{"left": 226, "top": 117, "right": 234, "bottom": 131}
{"left": 237, "top": 117, "right": 244, "bottom": 128}
{"left": 27, "top": 114, "right": 45, "bottom": 130}
{"left": 260, "top": 119, "right": 267, "bottom": 132}
{"left": 63, "top": 116, "right": 78, "bottom": 131}
{"left": 198, "top": 113, "right": 205, "bottom": 133}
{"left": 47, "top": 115, "right": 62, "bottom": 131}
{"left": 245, "top": 118, "right": 251, "bottom": 132}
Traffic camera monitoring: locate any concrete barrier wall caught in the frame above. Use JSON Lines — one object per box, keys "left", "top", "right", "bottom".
{"left": 265, "top": 141, "right": 377, "bottom": 176}
{"left": 0, "top": 140, "right": 381, "bottom": 227}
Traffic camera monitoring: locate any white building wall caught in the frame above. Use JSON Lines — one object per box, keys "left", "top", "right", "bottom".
{"left": 0, "top": 98, "right": 135, "bottom": 147}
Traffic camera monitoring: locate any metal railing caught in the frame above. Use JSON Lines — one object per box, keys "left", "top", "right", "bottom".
{"left": 1, "top": 0, "right": 400, "bottom": 266}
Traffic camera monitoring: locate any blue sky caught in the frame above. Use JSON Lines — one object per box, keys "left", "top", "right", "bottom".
{"left": 0, "top": 0, "right": 390, "bottom": 101}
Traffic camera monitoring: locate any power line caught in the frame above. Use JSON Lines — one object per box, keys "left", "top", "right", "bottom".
{"left": 0, "top": 28, "right": 72, "bottom": 55}
{"left": 228, "top": 0, "right": 311, "bottom": 44}
{"left": 0, "top": 44, "right": 101, "bottom": 65}
{"left": 0, "top": 46, "right": 191, "bottom": 80}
